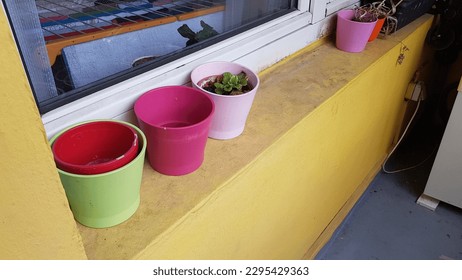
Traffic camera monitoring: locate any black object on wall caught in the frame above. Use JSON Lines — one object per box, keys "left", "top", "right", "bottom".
{"left": 361, "top": 0, "right": 436, "bottom": 30}
{"left": 426, "top": 0, "right": 462, "bottom": 122}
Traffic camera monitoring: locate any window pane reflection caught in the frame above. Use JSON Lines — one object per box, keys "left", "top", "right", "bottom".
{"left": 4, "top": 0, "right": 296, "bottom": 112}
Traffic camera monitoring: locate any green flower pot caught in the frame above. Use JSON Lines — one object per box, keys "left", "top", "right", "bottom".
{"left": 50, "top": 120, "right": 147, "bottom": 228}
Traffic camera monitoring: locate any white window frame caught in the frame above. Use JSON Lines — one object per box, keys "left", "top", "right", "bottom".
{"left": 325, "top": 0, "right": 360, "bottom": 16}
{"left": 28, "top": 0, "right": 356, "bottom": 137}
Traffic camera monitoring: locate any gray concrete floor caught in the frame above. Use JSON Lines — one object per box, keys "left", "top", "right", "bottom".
{"left": 316, "top": 103, "right": 462, "bottom": 260}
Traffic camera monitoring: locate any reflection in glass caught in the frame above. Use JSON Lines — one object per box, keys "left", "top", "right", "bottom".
{"left": 4, "top": 0, "right": 296, "bottom": 112}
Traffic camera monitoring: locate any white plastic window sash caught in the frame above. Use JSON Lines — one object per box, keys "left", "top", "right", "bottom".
{"left": 326, "top": 0, "right": 360, "bottom": 16}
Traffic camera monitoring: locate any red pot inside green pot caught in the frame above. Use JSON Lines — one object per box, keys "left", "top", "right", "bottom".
{"left": 52, "top": 121, "right": 139, "bottom": 175}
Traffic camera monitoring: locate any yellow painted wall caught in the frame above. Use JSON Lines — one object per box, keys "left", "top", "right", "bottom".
{"left": 0, "top": 8, "right": 86, "bottom": 259}
{"left": 0, "top": 2, "right": 432, "bottom": 260}
{"left": 134, "top": 19, "right": 433, "bottom": 259}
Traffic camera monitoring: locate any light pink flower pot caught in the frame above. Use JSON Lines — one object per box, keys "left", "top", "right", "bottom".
{"left": 336, "top": 9, "right": 377, "bottom": 53}
{"left": 134, "top": 86, "right": 214, "bottom": 176}
{"left": 191, "top": 61, "right": 260, "bottom": 140}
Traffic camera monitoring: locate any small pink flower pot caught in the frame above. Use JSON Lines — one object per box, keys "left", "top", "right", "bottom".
{"left": 336, "top": 9, "right": 377, "bottom": 53}
{"left": 191, "top": 61, "right": 260, "bottom": 140}
{"left": 134, "top": 86, "right": 214, "bottom": 176}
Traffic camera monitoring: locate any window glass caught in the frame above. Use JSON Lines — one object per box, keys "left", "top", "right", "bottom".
{"left": 3, "top": 0, "right": 297, "bottom": 113}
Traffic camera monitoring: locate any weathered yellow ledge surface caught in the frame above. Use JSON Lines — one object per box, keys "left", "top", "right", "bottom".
{"left": 77, "top": 15, "right": 434, "bottom": 259}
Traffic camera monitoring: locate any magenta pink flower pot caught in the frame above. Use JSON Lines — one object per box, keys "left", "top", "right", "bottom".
{"left": 336, "top": 9, "right": 377, "bottom": 53}
{"left": 134, "top": 86, "right": 215, "bottom": 176}
{"left": 191, "top": 61, "right": 260, "bottom": 140}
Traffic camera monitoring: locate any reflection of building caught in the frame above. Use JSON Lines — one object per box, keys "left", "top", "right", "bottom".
{"left": 62, "top": 12, "right": 223, "bottom": 88}
{"left": 5, "top": 0, "right": 294, "bottom": 113}
{"left": 6, "top": 0, "right": 227, "bottom": 100}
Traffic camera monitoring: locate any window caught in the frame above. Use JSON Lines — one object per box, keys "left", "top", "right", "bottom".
{"left": 4, "top": 0, "right": 297, "bottom": 111}
{"left": 2, "top": 0, "right": 356, "bottom": 136}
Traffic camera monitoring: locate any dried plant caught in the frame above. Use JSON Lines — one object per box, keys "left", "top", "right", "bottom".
{"left": 368, "top": 0, "right": 405, "bottom": 36}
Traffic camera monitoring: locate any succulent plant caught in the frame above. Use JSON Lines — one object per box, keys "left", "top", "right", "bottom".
{"left": 213, "top": 72, "right": 249, "bottom": 95}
